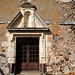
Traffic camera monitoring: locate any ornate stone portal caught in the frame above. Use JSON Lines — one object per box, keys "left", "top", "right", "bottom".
{"left": 6, "top": 2, "right": 49, "bottom": 75}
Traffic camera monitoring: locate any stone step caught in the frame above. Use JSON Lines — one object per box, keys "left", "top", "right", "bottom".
{"left": 17, "top": 71, "right": 41, "bottom": 75}
{"left": 17, "top": 74, "right": 40, "bottom": 75}
{"left": 17, "top": 73, "right": 40, "bottom": 75}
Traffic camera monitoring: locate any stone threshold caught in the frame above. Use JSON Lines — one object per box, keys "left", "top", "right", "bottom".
{"left": 17, "top": 70, "right": 41, "bottom": 75}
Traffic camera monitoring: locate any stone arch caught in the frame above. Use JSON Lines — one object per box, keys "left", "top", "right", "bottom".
{"left": 24, "top": 11, "right": 30, "bottom": 28}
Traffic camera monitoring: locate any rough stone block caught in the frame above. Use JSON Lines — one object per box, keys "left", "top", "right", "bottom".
{"left": 0, "top": 45, "right": 1, "bottom": 50}
{"left": 1, "top": 47, "right": 8, "bottom": 52}
{"left": 3, "top": 67, "right": 9, "bottom": 74}
{"left": 0, "top": 54, "right": 6, "bottom": 57}
{"left": 8, "top": 58, "right": 15, "bottom": 63}
{"left": 8, "top": 47, "right": 14, "bottom": 51}
{"left": 73, "top": 47, "right": 75, "bottom": 51}
{"left": 64, "top": 66, "right": 69, "bottom": 74}
{"left": 1, "top": 41, "right": 8, "bottom": 47}
{"left": 0, "top": 57, "right": 7, "bottom": 63}
{"left": 69, "top": 53, "right": 75, "bottom": 62}
{"left": 59, "top": 0, "right": 72, "bottom": 2}
{"left": 6, "top": 51, "right": 12, "bottom": 57}
{"left": 8, "top": 36, "right": 13, "bottom": 42}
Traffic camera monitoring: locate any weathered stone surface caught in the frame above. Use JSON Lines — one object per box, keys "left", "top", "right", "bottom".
{"left": 0, "top": 46, "right": 1, "bottom": 50}
{"left": 8, "top": 47, "right": 14, "bottom": 51}
{"left": 69, "top": 53, "right": 75, "bottom": 62}
{"left": 1, "top": 41, "right": 8, "bottom": 47}
{"left": 6, "top": 51, "right": 12, "bottom": 57}
{"left": 0, "top": 51, "right": 9, "bottom": 75}
{"left": 47, "top": 25, "right": 75, "bottom": 75}
{"left": 59, "top": 0, "right": 72, "bottom": 2}
{"left": 0, "top": 57, "right": 7, "bottom": 63}
{"left": 0, "top": 54, "right": 6, "bottom": 57}
{"left": 64, "top": 66, "right": 69, "bottom": 74}
{"left": 3, "top": 67, "right": 9, "bottom": 74}
{"left": 8, "top": 58, "right": 15, "bottom": 63}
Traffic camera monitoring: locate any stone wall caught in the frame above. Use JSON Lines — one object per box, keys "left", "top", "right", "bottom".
{"left": 0, "top": 23, "right": 9, "bottom": 75}
{"left": 46, "top": 25, "right": 75, "bottom": 75}
{"left": 0, "top": 23, "right": 8, "bottom": 44}
{"left": 0, "top": 51, "right": 9, "bottom": 75}
{"left": 0, "top": 23, "right": 75, "bottom": 75}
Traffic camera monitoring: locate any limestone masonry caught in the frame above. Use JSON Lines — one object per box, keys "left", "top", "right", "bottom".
{"left": 0, "top": 0, "right": 75, "bottom": 75}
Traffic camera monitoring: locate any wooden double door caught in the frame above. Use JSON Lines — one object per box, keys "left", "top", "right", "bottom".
{"left": 16, "top": 38, "right": 39, "bottom": 73}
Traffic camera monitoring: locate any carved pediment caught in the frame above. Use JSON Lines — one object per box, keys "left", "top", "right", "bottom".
{"left": 7, "top": 12, "right": 48, "bottom": 30}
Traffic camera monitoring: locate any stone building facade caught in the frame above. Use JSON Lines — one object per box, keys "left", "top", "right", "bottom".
{"left": 0, "top": 1, "right": 75, "bottom": 75}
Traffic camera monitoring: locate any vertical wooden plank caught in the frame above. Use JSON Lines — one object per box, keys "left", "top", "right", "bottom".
{"left": 27, "top": 44, "right": 29, "bottom": 71}
{"left": 38, "top": 45, "right": 39, "bottom": 70}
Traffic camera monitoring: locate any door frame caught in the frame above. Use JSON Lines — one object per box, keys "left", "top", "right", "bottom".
{"left": 14, "top": 33, "right": 44, "bottom": 73}
{"left": 9, "top": 32, "right": 47, "bottom": 74}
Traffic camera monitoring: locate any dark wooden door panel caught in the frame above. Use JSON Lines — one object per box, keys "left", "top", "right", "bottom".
{"left": 29, "top": 63, "right": 38, "bottom": 70}
{"left": 22, "top": 63, "right": 27, "bottom": 70}
{"left": 22, "top": 45, "right": 39, "bottom": 70}
{"left": 16, "top": 38, "right": 39, "bottom": 73}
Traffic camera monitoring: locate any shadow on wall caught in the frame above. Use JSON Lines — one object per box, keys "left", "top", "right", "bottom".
{"left": 0, "top": 69, "right": 5, "bottom": 75}
{"left": 0, "top": 50, "right": 7, "bottom": 75}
